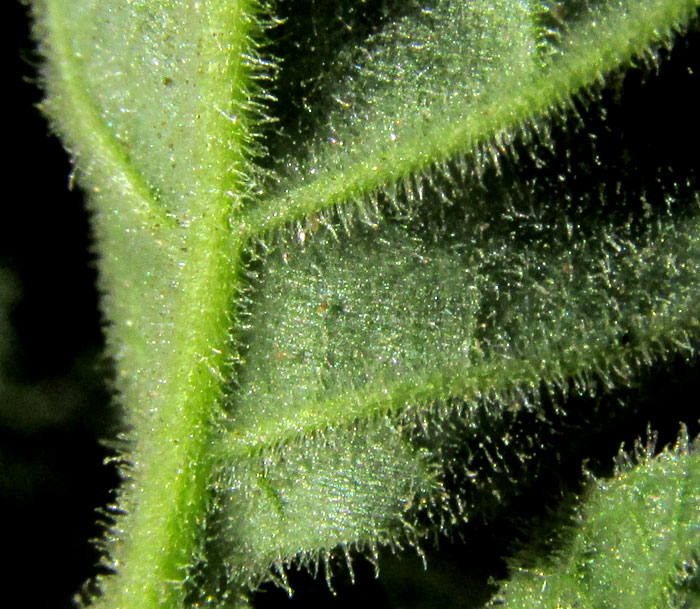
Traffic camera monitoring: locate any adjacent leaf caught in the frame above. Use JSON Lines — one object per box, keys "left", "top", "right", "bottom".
{"left": 491, "top": 428, "right": 700, "bottom": 609}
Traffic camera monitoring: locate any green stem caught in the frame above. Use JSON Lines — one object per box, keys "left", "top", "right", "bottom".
{"left": 37, "top": 1, "right": 262, "bottom": 607}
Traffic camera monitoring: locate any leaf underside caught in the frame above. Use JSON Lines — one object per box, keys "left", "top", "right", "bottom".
{"left": 31, "top": 0, "right": 700, "bottom": 607}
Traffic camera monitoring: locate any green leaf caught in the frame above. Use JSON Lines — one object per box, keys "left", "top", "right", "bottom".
{"left": 491, "top": 427, "right": 700, "bottom": 609}
{"left": 30, "top": 0, "right": 700, "bottom": 607}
